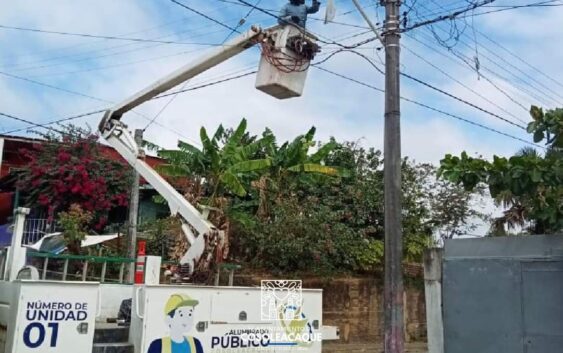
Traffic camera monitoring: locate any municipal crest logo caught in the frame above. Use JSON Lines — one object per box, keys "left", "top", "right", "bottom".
{"left": 260, "top": 280, "right": 302, "bottom": 321}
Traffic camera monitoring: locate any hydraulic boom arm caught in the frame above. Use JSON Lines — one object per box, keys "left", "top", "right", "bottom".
{"left": 98, "top": 26, "right": 267, "bottom": 276}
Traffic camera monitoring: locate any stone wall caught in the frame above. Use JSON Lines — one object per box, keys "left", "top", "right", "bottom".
{"left": 234, "top": 274, "right": 426, "bottom": 343}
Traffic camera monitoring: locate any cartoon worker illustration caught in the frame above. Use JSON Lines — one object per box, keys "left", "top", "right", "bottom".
{"left": 148, "top": 294, "right": 204, "bottom": 353}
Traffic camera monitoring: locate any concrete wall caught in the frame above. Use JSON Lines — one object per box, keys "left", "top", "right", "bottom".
{"left": 234, "top": 274, "right": 427, "bottom": 343}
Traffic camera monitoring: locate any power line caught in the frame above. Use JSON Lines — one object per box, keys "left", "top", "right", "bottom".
{"left": 0, "top": 70, "right": 111, "bottom": 103}
{"left": 143, "top": 0, "right": 257, "bottom": 131}
{"left": 3, "top": 109, "right": 106, "bottom": 134}
{"left": 169, "top": 0, "right": 240, "bottom": 33}
{"left": 344, "top": 49, "right": 529, "bottom": 131}
{"left": 407, "top": 21, "right": 556, "bottom": 109}
{"left": 401, "top": 71, "right": 527, "bottom": 130}
{"left": 405, "top": 32, "right": 534, "bottom": 112}
{"left": 459, "top": 0, "right": 563, "bottom": 18}
{"left": 413, "top": 1, "right": 563, "bottom": 107}
{"left": 0, "top": 112, "right": 66, "bottom": 135}
{"left": 154, "top": 70, "right": 257, "bottom": 99}
{"left": 402, "top": 0, "right": 497, "bottom": 32}
{"left": 475, "top": 28, "right": 563, "bottom": 91}
{"left": 10, "top": 26, "right": 230, "bottom": 74}
{"left": 234, "top": 0, "right": 379, "bottom": 49}
{"left": 0, "top": 24, "right": 229, "bottom": 46}
{"left": 424, "top": 19, "right": 563, "bottom": 106}
{"left": 222, "top": 0, "right": 262, "bottom": 43}
{"left": 313, "top": 66, "right": 544, "bottom": 149}
{"left": 1, "top": 18, "right": 192, "bottom": 70}
{"left": 402, "top": 44, "right": 528, "bottom": 125}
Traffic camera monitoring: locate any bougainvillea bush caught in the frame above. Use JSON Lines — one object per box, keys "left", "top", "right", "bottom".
{"left": 18, "top": 125, "right": 132, "bottom": 230}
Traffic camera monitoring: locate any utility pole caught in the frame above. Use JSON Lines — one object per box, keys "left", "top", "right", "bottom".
{"left": 126, "top": 129, "right": 143, "bottom": 283}
{"left": 350, "top": 1, "right": 405, "bottom": 350}
{"left": 382, "top": 0, "right": 404, "bottom": 352}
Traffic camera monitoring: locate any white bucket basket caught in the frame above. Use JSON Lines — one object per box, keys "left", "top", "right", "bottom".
{"left": 256, "top": 25, "right": 319, "bottom": 99}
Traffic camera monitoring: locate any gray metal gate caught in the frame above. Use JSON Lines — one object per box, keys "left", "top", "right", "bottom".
{"left": 442, "top": 235, "right": 563, "bottom": 353}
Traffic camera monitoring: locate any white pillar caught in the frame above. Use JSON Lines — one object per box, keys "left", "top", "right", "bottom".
{"left": 424, "top": 248, "right": 444, "bottom": 353}
{"left": 6, "top": 207, "right": 30, "bottom": 281}
{"left": 144, "top": 256, "right": 161, "bottom": 285}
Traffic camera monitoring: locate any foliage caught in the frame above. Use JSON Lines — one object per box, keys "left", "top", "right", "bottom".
{"left": 231, "top": 197, "right": 382, "bottom": 274}
{"left": 58, "top": 204, "right": 93, "bottom": 254}
{"left": 148, "top": 120, "right": 486, "bottom": 273}
{"left": 18, "top": 125, "right": 131, "bottom": 229}
{"left": 439, "top": 106, "right": 563, "bottom": 234}
{"left": 139, "top": 217, "right": 184, "bottom": 261}
{"left": 157, "top": 119, "right": 272, "bottom": 199}
{"left": 230, "top": 140, "right": 484, "bottom": 273}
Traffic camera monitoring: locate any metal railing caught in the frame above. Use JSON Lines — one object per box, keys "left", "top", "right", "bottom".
{"left": 22, "top": 219, "right": 57, "bottom": 245}
{"left": 27, "top": 252, "right": 135, "bottom": 284}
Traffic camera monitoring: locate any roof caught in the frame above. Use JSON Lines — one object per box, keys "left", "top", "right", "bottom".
{"left": 0, "top": 133, "right": 164, "bottom": 166}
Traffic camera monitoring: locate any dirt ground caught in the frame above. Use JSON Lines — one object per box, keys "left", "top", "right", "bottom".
{"left": 323, "top": 342, "right": 428, "bottom": 353}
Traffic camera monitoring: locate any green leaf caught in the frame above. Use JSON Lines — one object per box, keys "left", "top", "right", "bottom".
{"left": 288, "top": 163, "right": 348, "bottom": 177}
{"left": 155, "top": 164, "right": 191, "bottom": 177}
{"left": 310, "top": 141, "right": 337, "bottom": 163}
{"left": 220, "top": 172, "right": 246, "bottom": 197}
{"left": 533, "top": 130, "right": 545, "bottom": 143}
{"left": 229, "top": 159, "right": 272, "bottom": 173}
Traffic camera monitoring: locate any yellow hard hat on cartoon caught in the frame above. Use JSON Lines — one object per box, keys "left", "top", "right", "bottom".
{"left": 164, "top": 294, "right": 199, "bottom": 315}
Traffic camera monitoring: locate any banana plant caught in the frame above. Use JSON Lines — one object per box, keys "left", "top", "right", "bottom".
{"left": 157, "top": 118, "right": 272, "bottom": 199}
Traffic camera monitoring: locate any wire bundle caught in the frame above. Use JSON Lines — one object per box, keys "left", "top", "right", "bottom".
{"left": 259, "top": 35, "right": 318, "bottom": 74}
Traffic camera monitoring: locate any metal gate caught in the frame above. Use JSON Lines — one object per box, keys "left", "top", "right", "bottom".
{"left": 442, "top": 235, "right": 563, "bottom": 353}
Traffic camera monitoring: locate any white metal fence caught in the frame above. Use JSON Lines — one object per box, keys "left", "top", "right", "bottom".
{"left": 22, "top": 218, "right": 57, "bottom": 245}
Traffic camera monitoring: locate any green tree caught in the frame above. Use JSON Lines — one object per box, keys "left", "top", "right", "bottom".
{"left": 58, "top": 204, "right": 93, "bottom": 254}
{"left": 439, "top": 106, "right": 563, "bottom": 234}
{"left": 157, "top": 118, "right": 272, "bottom": 200}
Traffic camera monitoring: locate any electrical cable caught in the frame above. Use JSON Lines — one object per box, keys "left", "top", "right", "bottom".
{"left": 0, "top": 24, "right": 231, "bottom": 46}
{"left": 312, "top": 66, "right": 545, "bottom": 149}
{"left": 222, "top": 0, "right": 262, "bottom": 43}
{"left": 169, "top": 0, "right": 240, "bottom": 33}
{"left": 341, "top": 48, "right": 529, "bottom": 131}
{"left": 143, "top": 0, "right": 259, "bottom": 131}
{"left": 0, "top": 70, "right": 111, "bottom": 103}
{"left": 0, "top": 112, "right": 67, "bottom": 135}
{"left": 412, "top": 1, "right": 563, "bottom": 108}
{"left": 402, "top": 45, "right": 528, "bottom": 125}
{"left": 402, "top": 0, "right": 497, "bottom": 33}
{"left": 3, "top": 110, "right": 106, "bottom": 134}
{"left": 402, "top": 71, "right": 527, "bottom": 130}
{"left": 405, "top": 32, "right": 534, "bottom": 112}
{"left": 458, "top": 0, "right": 563, "bottom": 18}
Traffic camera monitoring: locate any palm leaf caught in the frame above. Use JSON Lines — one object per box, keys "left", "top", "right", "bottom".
{"left": 228, "top": 159, "right": 272, "bottom": 173}
{"left": 178, "top": 140, "right": 203, "bottom": 155}
{"left": 220, "top": 171, "right": 246, "bottom": 197}
{"left": 212, "top": 124, "right": 225, "bottom": 142}
{"left": 155, "top": 164, "right": 191, "bottom": 177}
{"left": 288, "top": 163, "right": 349, "bottom": 177}
{"left": 200, "top": 127, "right": 220, "bottom": 169}
{"left": 310, "top": 140, "right": 337, "bottom": 163}
{"left": 223, "top": 119, "right": 248, "bottom": 162}
{"left": 157, "top": 150, "right": 190, "bottom": 163}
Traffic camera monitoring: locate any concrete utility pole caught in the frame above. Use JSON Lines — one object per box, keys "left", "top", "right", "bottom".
{"left": 126, "top": 129, "right": 143, "bottom": 283}
{"left": 382, "top": 1, "right": 405, "bottom": 352}
{"left": 350, "top": 1, "right": 405, "bottom": 350}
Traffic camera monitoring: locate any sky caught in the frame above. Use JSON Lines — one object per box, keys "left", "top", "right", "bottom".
{"left": 0, "top": 0, "right": 561, "bottom": 233}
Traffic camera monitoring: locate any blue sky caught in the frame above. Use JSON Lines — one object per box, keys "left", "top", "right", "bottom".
{"left": 0, "top": 0, "right": 561, "bottom": 165}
